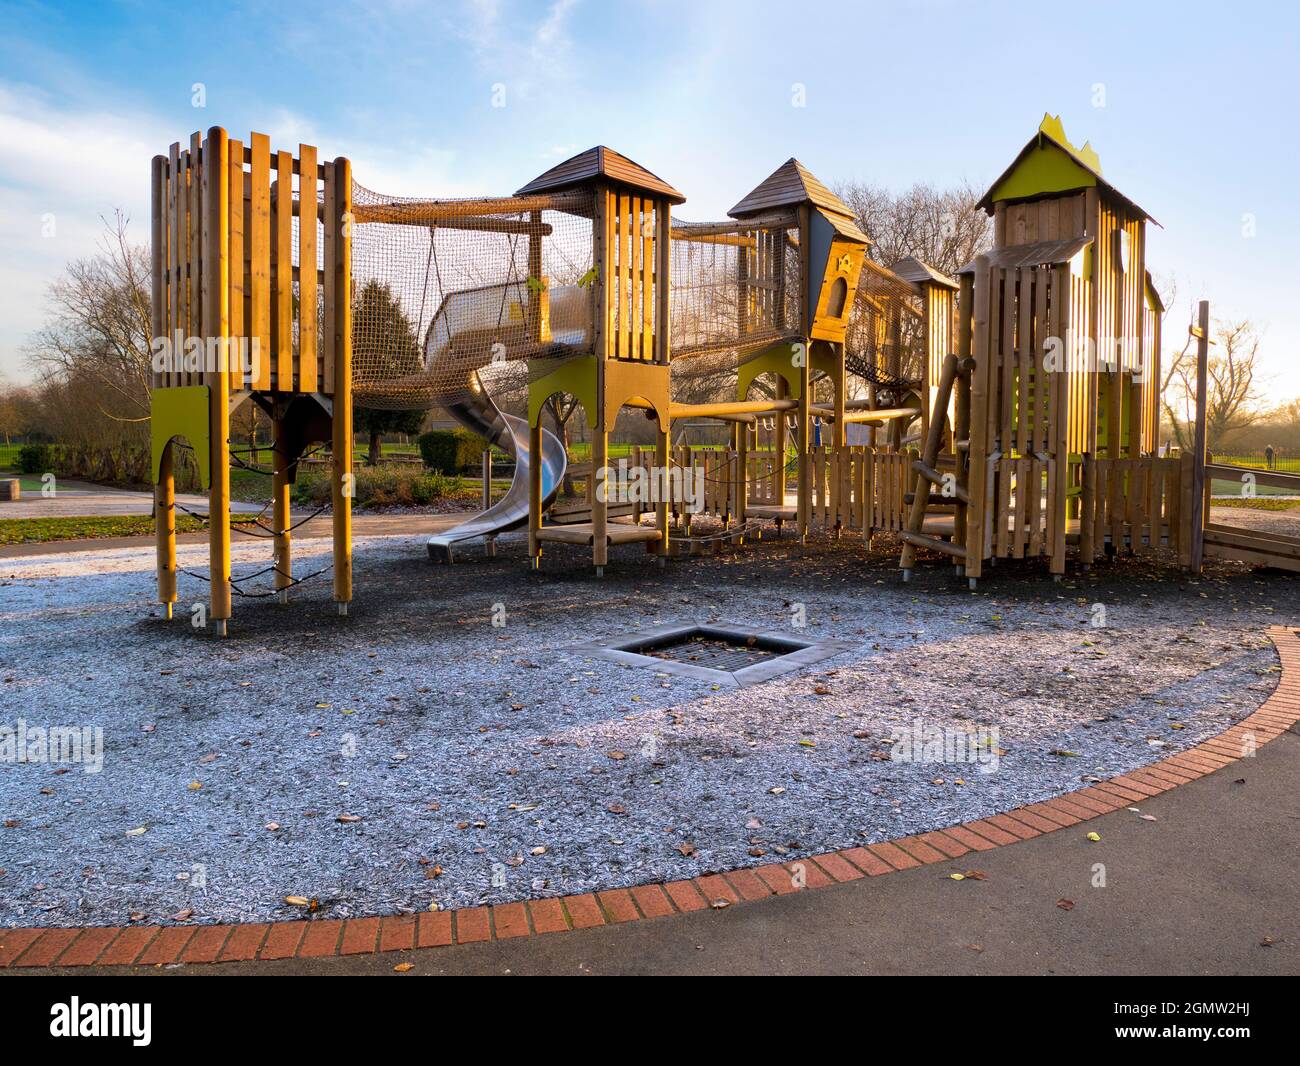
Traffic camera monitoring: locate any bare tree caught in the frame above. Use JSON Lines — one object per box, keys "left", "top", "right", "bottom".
{"left": 1162, "top": 310, "right": 1265, "bottom": 453}
{"left": 833, "top": 180, "right": 992, "bottom": 277}
{"left": 25, "top": 212, "right": 153, "bottom": 417}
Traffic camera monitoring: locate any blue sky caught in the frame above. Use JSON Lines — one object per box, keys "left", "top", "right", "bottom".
{"left": 2, "top": 0, "right": 1298, "bottom": 395}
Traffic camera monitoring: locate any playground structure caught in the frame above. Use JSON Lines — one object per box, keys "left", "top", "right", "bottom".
{"left": 149, "top": 130, "right": 353, "bottom": 635}
{"left": 149, "top": 117, "right": 1300, "bottom": 631}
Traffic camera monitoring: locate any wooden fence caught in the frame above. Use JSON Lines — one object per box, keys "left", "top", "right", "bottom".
{"left": 152, "top": 130, "right": 350, "bottom": 394}
{"left": 1079, "top": 455, "right": 1193, "bottom": 564}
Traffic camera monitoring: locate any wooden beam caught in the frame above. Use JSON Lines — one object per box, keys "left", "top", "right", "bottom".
{"left": 1188, "top": 299, "right": 1209, "bottom": 573}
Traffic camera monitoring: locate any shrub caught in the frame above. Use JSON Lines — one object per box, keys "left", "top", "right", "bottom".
{"left": 17, "top": 443, "right": 54, "bottom": 474}
{"left": 289, "top": 463, "right": 462, "bottom": 510}
{"left": 418, "top": 429, "right": 486, "bottom": 474}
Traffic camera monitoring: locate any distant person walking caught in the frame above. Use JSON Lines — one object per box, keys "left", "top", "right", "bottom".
{"left": 1265, "top": 444, "right": 1275, "bottom": 470}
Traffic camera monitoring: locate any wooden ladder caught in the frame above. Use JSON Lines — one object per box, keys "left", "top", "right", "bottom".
{"left": 898, "top": 353, "right": 971, "bottom": 580}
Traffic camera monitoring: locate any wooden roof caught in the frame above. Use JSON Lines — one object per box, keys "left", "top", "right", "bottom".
{"left": 728, "top": 158, "right": 856, "bottom": 220}
{"left": 889, "top": 255, "right": 958, "bottom": 290}
{"left": 956, "top": 236, "right": 1092, "bottom": 274}
{"left": 516, "top": 146, "right": 685, "bottom": 204}
{"left": 978, "top": 114, "right": 1156, "bottom": 224}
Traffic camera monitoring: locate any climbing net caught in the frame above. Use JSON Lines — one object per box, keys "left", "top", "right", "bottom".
{"left": 668, "top": 214, "right": 803, "bottom": 369}
{"left": 844, "top": 260, "right": 926, "bottom": 389}
{"left": 349, "top": 183, "right": 596, "bottom": 410}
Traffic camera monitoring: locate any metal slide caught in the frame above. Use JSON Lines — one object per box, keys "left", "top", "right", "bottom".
{"left": 427, "top": 377, "right": 567, "bottom": 561}
{"left": 423, "top": 282, "right": 569, "bottom": 562}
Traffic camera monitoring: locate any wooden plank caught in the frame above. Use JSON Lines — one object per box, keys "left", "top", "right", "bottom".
{"left": 656, "top": 202, "right": 670, "bottom": 362}
{"left": 227, "top": 138, "right": 245, "bottom": 391}
{"left": 168, "top": 143, "right": 182, "bottom": 388}
{"left": 274, "top": 149, "right": 294, "bottom": 390}
{"left": 1033, "top": 265, "right": 1049, "bottom": 454}
{"left": 965, "top": 257, "right": 992, "bottom": 578}
{"left": 626, "top": 196, "right": 641, "bottom": 360}
{"left": 205, "top": 127, "right": 232, "bottom": 624}
{"left": 1016, "top": 267, "right": 1031, "bottom": 451}
{"left": 190, "top": 132, "right": 203, "bottom": 353}
{"left": 1188, "top": 300, "right": 1210, "bottom": 571}
{"left": 617, "top": 194, "right": 630, "bottom": 359}
{"left": 249, "top": 133, "right": 272, "bottom": 390}
{"left": 321, "top": 159, "right": 336, "bottom": 394}
{"left": 298, "top": 143, "right": 319, "bottom": 393}
{"left": 198, "top": 132, "right": 210, "bottom": 383}
{"left": 641, "top": 201, "right": 654, "bottom": 358}
{"left": 331, "top": 155, "right": 354, "bottom": 604}
{"left": 150, "top": 155, "right": 165, "bottom": 390}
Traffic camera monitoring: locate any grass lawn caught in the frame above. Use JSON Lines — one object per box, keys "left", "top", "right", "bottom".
{"left": 1210, "top": 497, "right": 1300, "bottom": 511}
{"left": 0, "top": 514, "right": 223, "bottom": 545}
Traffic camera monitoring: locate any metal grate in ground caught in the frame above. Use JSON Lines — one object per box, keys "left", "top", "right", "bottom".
{"left": 641, "top": 632, "right": 784, "bottom": 672}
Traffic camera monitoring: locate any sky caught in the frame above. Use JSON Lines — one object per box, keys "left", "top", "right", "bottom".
{"left": 1, "top": 0, "right": 1297, "bottom": 395}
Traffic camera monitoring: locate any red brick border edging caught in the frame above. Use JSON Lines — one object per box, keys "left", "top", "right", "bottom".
{"left": 4, "top": 627, "right": 1297, "bottom": 969}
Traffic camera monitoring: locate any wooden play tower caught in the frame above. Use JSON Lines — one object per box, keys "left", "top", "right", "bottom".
{"left": 521, "top": 147, "right": 681, "bottom": 574}
{"left": 150, "top": 128, "right": 354, "bottom": 634}
{"left": 900, "top": 115, "right": 1178, "bottom": 584}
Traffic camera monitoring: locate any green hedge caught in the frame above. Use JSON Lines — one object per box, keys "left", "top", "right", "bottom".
{"left": 417, "top": 428, "right": 486, "bottom": 474}
{"left": 17, "top": 443, "right": 54, "bottom": 474}
{"left": 291, "top": 464, "right": 463, "bottom": 509}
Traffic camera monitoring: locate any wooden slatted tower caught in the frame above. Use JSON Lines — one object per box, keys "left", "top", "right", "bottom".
{"left": 900, "top": 114, "right": 1169, "bottom": 585}
{"left": 523, "top": 146, "right": 683, "bottom": 574}
{"left": 150, "top": 128, "right": 353, "bottom": 634}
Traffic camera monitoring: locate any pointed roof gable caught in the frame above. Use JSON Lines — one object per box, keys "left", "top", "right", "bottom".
{"left": 515, "top": 146, "right": 685, "bottom": 204}
{"left": 889, "top": 255, "right": 959, "bottom": 291}
{"left": 979, "top": 114, "right": 1155, "bottom": 224}
{"left": 728, "top": 158, "right": 857, "bottom": 222}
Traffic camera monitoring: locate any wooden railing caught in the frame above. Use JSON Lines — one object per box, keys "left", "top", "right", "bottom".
{"left": 1079, "top": 455, "right": 1194, "bottom": 564}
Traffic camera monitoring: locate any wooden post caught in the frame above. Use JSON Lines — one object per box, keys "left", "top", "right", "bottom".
{"left": 1188, "top": 299, "right": 1210, "bottom": 573}
{"left": 831, "top": 343, "right": 847, "bottom": 451}
{"left": 155, "top": 443, "right": 177, "bottom": 617}
{"left": 272, "top": 406, "right": 291, "bottom": 602}
{"left": 205, "top": 127, "right": 232, "bottom": 635}
{"left": 964, "top": 255, "right": 992, "bottom": 582}
{"left": 655, "top": 420, "right": 670, "bottom": 558}
{"left": 953, "top": 272, "right": 973, "bottom": 547}
{"left": 797, "top": 350, "right": 810, "bottom": 541}
{"left": 1079, "top": 453, "right": 1096, "bottom": 566}
{"left": 734, "top": 417, "right": 747, "bottom": 537}
{"left": 528, "top": 417, "right": 543, "bottom": 567}
{"left": 330, "top": 156, "right": 354, "bottom": 613}
{"left": 592, "top": 421, "right": 608, "bottom": 573}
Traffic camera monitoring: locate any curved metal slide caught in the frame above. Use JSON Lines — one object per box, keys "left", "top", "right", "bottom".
{"left": 421, "top": 282, "right": 569, "bottom": 562}
{"left": 427, "top": 377, "right": 567, "bottom": 562}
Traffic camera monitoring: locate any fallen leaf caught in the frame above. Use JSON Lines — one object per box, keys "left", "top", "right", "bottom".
{"left": 188, "top": 780, "right": 202, "bottom": 791}
{"left": 1085, "top": 831, "right": 1101, "bottom": 842}
{"left": 710, "top": 898, "right": 730, "bottom": 909}
{"left": 125, "top": 826, "right": 147, "bottom": 836}
{"left": 607, "top": 750, "right": 626, "bottom": 761}
{"left": 813, "top": 685, "right": 832, "bottom": 696}
{"left": 171, "top": 908, "right": 194, "bottom": 921}
{"left": 1056, "top": 898, "right": 1075, "bottom": 911}
{"left": 284, "top": 895, "right": 310, "bottom": 907}
{"left": 336, "top": 813, "right": 362, "bottom": 824}
{"left": 676, "top": 842, "right": 696, "bottom": 857}
{"left": 1049, "top": 749, "right": 1080, "bottom": 758}
{"left": 948, "top": 873, "right": 966, "bottom": 881}
{"left": 265, "top": 822, "right": 281, "bottom": 832}
{"left": 962, "top": 870, "right": 988, "bottom": 881}
{"left": 393, "top": 962, "right": 415, "bottom": 972}
{"left": 1139, "top": 814, "right": 1158, "bottom": 822}
{"left": 1260, "top": 936, "right": 1275, "bottom": 947}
